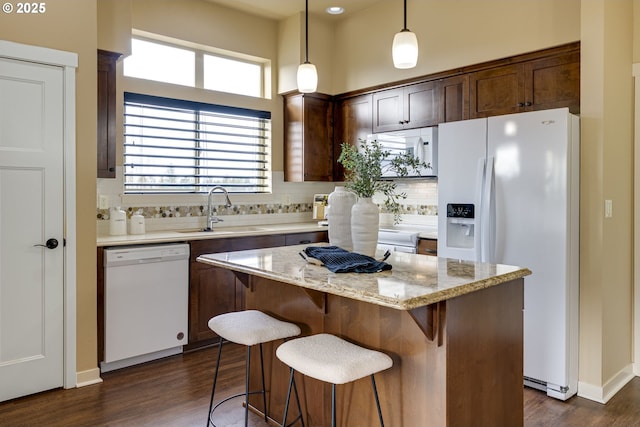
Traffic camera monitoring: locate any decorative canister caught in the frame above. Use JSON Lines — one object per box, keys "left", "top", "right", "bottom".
{"left": 129, "top": 210, "right": 146, "bottom": 235}
{"left": 351, "top": 197, "right": 380, "bottom": 256}
{"left": 327, "top": 186, "right": 356, "bottom": 251}
{"left": 109, "top": 207, "right": 127, "bottom": 236}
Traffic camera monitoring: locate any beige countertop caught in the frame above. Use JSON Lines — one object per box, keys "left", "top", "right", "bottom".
{"left": 197, "top": 244, "right": 531, "bottom": 310}
{"left": 96, "top": 222, "right": 329, "bottom": 247}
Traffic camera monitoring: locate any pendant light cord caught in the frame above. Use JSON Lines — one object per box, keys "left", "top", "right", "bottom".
{"left": 403, "top": 0, "right": 408, "bottom": 30}
{"left": 304, "top": 0, "right": 309, "bottom": 63}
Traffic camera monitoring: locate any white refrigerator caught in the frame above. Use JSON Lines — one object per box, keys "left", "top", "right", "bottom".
{"left": 437, "top": 108, "right": 579, "bottom": 400}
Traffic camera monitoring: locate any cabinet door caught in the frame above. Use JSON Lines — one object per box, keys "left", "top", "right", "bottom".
{"left": 188, "top": 239, "right": 235, "bottom": 344}
{"left": 372, "top": 87, "right": 404, "bottom": 132}
{"left": 438, "top": 75, "right": 469, "bottom": 123}
{"left": 404, "top": 81, "right": 439, "bottom": 128}
{"left": 97, "top": 50, "right": 121, "bottom": 178}
{"left": 284, "top": 93, "right": 334, "bottom": 182}
{"left": 373, "top": 82, "right": 439, "bottom": 132}
{"left": 189, "top": 261, "right": 238, "bottom": 343}
{"left": 333, "top": 94, "right": 373, "bottom": 181}
{"left": 417, "top": 238, "right": 438, "bottom": 256}
{"left": 525, "top": 51, "right": 580, "bottom": 113}
{"left": 469, "top": 64, "right": 524, "bottom": 118}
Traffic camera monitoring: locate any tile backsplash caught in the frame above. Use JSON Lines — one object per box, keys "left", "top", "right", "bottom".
{"left": 97, "top": 170, "right": 438, "bottom": 234}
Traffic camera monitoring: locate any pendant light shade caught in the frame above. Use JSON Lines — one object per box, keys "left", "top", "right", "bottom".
{"left": 392, "top": 0, "right": 418, "bottom": 69}
{"left": 297, "top": 62, "right": 318, "bottom": 93}
{"left": 298, "top": 0, "right": 317, "bottom": 93}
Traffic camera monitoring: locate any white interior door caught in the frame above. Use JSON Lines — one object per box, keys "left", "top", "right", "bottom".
{"left": 0, "top": 56, "right": 65, "bottom": 402}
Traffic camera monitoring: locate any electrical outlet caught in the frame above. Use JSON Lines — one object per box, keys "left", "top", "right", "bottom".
{"left": 605, "top": 199, "right": 613, "bottom": 218}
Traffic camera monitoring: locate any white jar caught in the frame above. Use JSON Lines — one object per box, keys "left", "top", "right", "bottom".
{"left": 109, "top": 207, "right": 127, "bottom": 236}
{"left": 129, "top": 211, "right": 146, "bottom": 235}
{"left": 327, "top": 186, "right": 356, "bottom": 251}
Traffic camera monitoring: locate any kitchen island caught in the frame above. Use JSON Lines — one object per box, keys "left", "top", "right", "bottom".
{"left": 197, "top": 245, "right": 531, "bottom": 427}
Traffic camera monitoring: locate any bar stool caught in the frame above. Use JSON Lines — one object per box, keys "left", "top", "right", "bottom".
{"left": 276, "top": 333, "right": 393, "bottom": 427}
{"left": 206, "top": 310, "right": 302, "bottom": 427}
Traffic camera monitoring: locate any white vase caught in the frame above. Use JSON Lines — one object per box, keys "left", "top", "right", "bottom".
{"left": 327, "top": 186, "right": 357, "bottom": 251}
{"left": 351, "top": 197, "right": 380, "bottom": 256}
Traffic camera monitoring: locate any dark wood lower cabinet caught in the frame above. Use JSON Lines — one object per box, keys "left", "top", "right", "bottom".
{"left": 186, "top": 231, "right": 328, "bottom": 349}
{"left": 418, "top": 238, "right": 438, "bottom": 256}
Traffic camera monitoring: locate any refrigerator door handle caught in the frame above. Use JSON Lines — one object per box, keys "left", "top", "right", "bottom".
{"left": 474, "top": 157, "right": 486, "bottom": 262}
{"left": 482, "top": 156, "right": 496, "bottom": 263}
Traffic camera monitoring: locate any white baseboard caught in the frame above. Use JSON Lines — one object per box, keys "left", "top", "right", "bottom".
{"left": 76, "top": 368, "right": 103, "bottom": 388}
{"left": 577, "top": 363, "right": 635, "bottom": 403}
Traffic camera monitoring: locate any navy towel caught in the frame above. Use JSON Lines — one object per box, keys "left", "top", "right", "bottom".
{"left": 304, "top": 246, "right": 392, "bottom": 273}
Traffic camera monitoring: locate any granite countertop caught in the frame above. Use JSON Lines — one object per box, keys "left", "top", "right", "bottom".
{"left": 197, "top": 244, "right": 531, "bottom": 310}
{"left": 96, "top": 222, "right": 329, "bottom": 247}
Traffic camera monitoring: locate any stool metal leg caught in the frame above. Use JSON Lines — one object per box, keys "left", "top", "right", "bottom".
{"left": 259, "top": 343, "right": 268, "bottom": 422}
{"left": 331, "top": 383, "right": 336, "bottom": 427}
{"left": 207, "top": 338, "right": 225, "bottom": 427}
{"left": 292, "top": 375, "right": 305, "bottom": 427}
{"left": 281, "top": 368, "right": 305, "bottom": 427}
{"left": 208, "top": 340, "right": 268, "bottom": 427}
{"left": 244, "top": 345, "right": 251, "bottom": 427}
{"left": 370, "top": 374, "right": 385, "bottom": 427}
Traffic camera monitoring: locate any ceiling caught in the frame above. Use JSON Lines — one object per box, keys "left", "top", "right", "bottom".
{"left": 205, "top": 0, "right": 390, "bottom": 20}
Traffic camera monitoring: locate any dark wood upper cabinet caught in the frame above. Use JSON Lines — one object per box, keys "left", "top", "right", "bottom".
{"left": 438, "top": 74, "right": 470, "bottom": 123}
{"left": 373, "top": 81, "right": 439, "bottom": 132}
{"left": 469, "top": 63, "right": 524, "bottom": 118}
{"left": 284, "top": 92, "right": 334, "bottom": 182}
{"left": 470, "top": 48, "right": 580, "bottom": 118}
{"left": 333, "top": 94, "right": 373, "bottom": 181}
{"left": 525, "top": 51, "right": 580, "bottom": 113}
{"left": 97, "top": 50, "right": 121, "bottom": 179}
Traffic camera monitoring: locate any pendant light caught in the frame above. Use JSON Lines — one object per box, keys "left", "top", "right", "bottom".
{"left": 297, "top": 0, "right": 318, "bottom": 93}
{"left": 392, "top": 0, "right": 419, "bottom": 69}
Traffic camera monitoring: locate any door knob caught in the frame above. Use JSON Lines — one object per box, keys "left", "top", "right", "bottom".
{"left": 34, "top": 238, "right": 59, "bottom": 249}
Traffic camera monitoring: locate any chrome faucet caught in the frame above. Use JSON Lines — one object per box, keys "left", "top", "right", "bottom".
{"left": 206, "top": 186, "right": 233, "bottom": 230}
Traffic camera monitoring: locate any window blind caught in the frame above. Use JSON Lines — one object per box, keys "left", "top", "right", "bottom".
{"left": 123, "top": 92, "right": 271, "bottom": 194}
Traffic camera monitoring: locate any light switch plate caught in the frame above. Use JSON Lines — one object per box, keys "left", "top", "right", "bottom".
{"left": 605, "top": 199, "right": 613, "bottom": 218}
{"left": 99, "top": 195, "right": 109, "bottom": 209}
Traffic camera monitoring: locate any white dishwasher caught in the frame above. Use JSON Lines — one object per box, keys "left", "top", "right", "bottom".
{"left": 101, "top": 243, "right": 189, "bottom": 372}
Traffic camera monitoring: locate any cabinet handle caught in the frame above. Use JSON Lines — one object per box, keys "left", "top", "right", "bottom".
{"left": 517, "top": 102, "right": 524, "bottom": 107}
{"left": 524, "top": 101, "right": 532, "bottom": 107}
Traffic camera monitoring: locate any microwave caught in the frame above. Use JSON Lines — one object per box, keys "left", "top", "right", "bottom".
{"left": 367, "top": 127, "right": 438, "bottom": 178}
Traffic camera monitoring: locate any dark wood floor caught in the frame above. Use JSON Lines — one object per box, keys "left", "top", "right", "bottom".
{"left": 1, "top": 343, "right": 639, "bottom": 426}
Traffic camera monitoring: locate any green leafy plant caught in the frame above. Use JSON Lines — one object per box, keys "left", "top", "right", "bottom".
{"left": 337, "top": 138, "right": 431, "bottom": 224}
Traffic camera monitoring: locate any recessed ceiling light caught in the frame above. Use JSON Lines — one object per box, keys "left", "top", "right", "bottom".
{"left": 326, "top": 6, "right": 345, "bottom": 15}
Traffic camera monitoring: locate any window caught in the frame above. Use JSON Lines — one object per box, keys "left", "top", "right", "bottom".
{"left": 123, "top": 36, "right": 267, "bottom": 98}
{"left": 123, "top": 39, "right": 195, "bottom": 87}
{"left": 123, "top": 93, "right": 271, "bottom": 194}
{"left": 203, "top": 55, "right": 261, "bottom": 97}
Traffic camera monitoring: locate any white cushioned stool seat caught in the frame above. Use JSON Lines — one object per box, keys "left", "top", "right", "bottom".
{"left": 208, "top": 310, "right": 301, "bottom": 346}
{"left": 276, "top": 333, "right": 393, "bottom": 384}
{"left": 206, "top": 310, "right": 302, "bottom": 427}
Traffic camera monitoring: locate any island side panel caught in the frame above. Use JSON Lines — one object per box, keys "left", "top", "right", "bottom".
{"left": 243, "top": 274, "right": 524, "bottom": 427}
{"left": 445, "top": 277, "right": 524, "bottom": 427}
{"left": 244, "top": 274, "right": 443, "bottom": 427}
